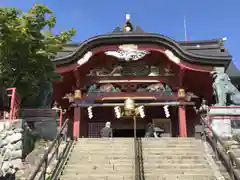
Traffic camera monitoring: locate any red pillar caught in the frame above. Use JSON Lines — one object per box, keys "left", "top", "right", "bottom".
{"left": 73, "top": 106, "right": 80, "bottom": 139}
{"left": 73, "top": 70, "right": 81, "bottom": 140}
{"left": 178, "top": 105, "right": 187, "bottom": 137}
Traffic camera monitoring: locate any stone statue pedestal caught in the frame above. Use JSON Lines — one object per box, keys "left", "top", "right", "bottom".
{"left": 208, "top": 106, "right": 240, "bottom": 137}
{"left": 20, "top": 108, "right": 58, "bottom": 140}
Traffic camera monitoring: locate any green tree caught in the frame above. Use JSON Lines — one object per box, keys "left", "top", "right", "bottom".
{"left": 0, "top": 4, "right": 76, "bottom": 104}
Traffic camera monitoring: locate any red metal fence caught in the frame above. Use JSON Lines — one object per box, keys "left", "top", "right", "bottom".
{"left": 2, "top": 88, "right": 21, "bottom": 120}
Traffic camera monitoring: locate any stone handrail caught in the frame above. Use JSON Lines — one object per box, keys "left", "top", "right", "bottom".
{"left": 200, "top": 116, "right": 240, "bottom": 180}
{"left": 29, "top": 119, "right": 70, "bottom": 180}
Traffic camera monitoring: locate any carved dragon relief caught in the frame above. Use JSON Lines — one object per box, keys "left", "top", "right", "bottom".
{"left": 86, "top": 83, "right": 173, "bottom": 95}
{"left": 137, "top": 83, "right": 173, "bottom": 96}
{"left": 88, "top": 84, "right": 121, "bottom": 93}
{"left": 86, "top": 63, "right": 175, "bottom": 77}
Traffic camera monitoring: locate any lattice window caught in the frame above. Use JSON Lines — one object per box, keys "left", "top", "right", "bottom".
{"left": 88, "top": 123, "right": 105, "bottom": 138}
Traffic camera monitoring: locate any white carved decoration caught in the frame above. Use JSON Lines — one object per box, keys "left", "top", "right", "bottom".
{"left": 105, "top": 45, "right": 149, "bottom": 61}
{"left": 164, "top": 50, "right": 180, "bottom": 64}
{"left": 214, "top": 67, "right": 225, "bottom": 73}
{"left": 77, "top": 51, "right": 93, "bottom": 66}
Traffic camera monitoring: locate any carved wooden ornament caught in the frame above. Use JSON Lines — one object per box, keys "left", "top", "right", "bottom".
{"left": 105, "top": 44, "right": 150, "bottom": 61}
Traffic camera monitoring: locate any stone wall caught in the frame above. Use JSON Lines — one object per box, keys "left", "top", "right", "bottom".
{"left": 0, "top": 119, "right": 23, "bottom": 177}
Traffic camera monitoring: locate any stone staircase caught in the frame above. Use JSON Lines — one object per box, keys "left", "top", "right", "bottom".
{"left": 60, "top": 138, "right": 134, "bottom": 180}
{"left": 142, "top": 138, "right": 225, "bottom": 180}
{"left": 59, "top": 137, "right": 226, "bottom": 180}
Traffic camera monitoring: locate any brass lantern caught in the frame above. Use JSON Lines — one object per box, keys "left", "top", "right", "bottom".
{"left": 74, "top": 90, "right": 82, "bottom": 100}
{"left": 124, "top": 98, "right": 135, "bottom": 111}
{"left": 178, "top": 88, "right": 186, "bottom": 99}
{"left": 124, "top": 98, "right": 135, "bottom": 116}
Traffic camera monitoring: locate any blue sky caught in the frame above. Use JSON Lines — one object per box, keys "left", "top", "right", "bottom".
{"left": 1, "top": 0, "right": 240, "bottom": 68}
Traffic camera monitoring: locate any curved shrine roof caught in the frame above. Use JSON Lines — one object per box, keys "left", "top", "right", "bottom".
{"left": 54, "top": 15, "right": 232, "bottom": 67}
{"left": 56, "top": 38, "right": 230, "bottom": 59}
{"left": 54, "top": 34, "right": 231, "bottom": 66}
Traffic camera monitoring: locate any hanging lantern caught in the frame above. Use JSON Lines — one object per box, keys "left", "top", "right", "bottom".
{"left": 178, "top": 88, "right": 186, "bottom": 99}
{"left": 74, "top": 90, "right": 82, "bottom": 100}
{"left": 124, "top": 98, "right": 135, "bottom": 111}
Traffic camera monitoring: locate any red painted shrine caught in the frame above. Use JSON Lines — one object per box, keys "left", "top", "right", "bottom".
{"left": 52, "top": 15, "right": 233, "bottom": 139}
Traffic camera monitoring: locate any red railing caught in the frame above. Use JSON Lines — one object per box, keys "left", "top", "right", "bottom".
{"left": 4, "top": 88, "right": 21, "bottom": 120}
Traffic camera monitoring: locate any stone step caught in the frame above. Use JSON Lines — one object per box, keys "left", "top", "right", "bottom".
{"left": 68, "top": 157, "right": 134, "bottom": 161}
{"left": 142, "top": 146, "right": 203, "bottom": 151}
{"left": 142, "top": 159, "right": 207, "bottom": 164}
{"left": 78, "top": 137, "right": 134, "bottom": 141}
{"left": 142, "top": 152, "right": 205, "bottom": 156}
{"left": 142, "top": 143, "right": 203, "bottom": 146}
{"left": 144, "top": 168, "right": 213, "bottom": 173}
{"left": 69, "top": 154, "right": 134, "bottom": 158}
{"left": 76, "top": 144, "right": 131, "bottom": 147}
{"left": 73, "top": 151, "right": 201, "bottom": 154}
{"left": 60, "top": 174, "right": 216, "bottom": 180}
{"left": 142, "top": 148, "right": 204, "bottom": 153}
{"left": 142, "top": 138, "right": 201, "bottom": 141}
{"left": 143, "top": 156, "right": 205, "bottom": 159}
{"left": 76, "top": 143, "right": 133, "bottom": 145}
{"left": 142, "top": 140, "right": 202, "bottom": 142}
{"left": 72, "top": 148, "right": 133, "bottom": 151}
{"left": 68, "top": 155, "right": 134, "bottom": 159}
{"left": 144, "top": 174, "right": 216, "bottom": 180}
{"left": 74, "top": 148, "right": 133, "bottom": 150}
{"left": 77, "top": 141, "right": 133, "bottom": 143}
{"left": 142, "top": 144, "right": 203, "bottom": 148}
{"left": 76, "top": 142, "right": 133, "bottom": 144}
{"left": 67, "top": 160, "right": 134, "bottom": 164}
{"left": 69, "top": 155, "right": 205, "bottom": 162}
{"left": 70, "top": 154, "right": 134, "bottom": 157}
{"left": 143, "top": 163, "right": 209, "bottom": 169}
{"left": 75, "top": 144, "right": 133, "bottom": 147}
{"left": 67, "top": 162, "right": 133, "bottom": 166}
{"left": 142, "top": 142, "right": 202, "bottom": 144}
{"left": 69, "top": 154, "right": 133, "bottom": 157}
{"left": 141, "top": 138, "right": 200, "bottom": 142}
{"left": 142, "top": 145, "right": 203, "bottom": 148}
{"left": 76, "top": 141, "right": 133, "bottom": 143}
{"left": 76, "top": 146, "right": 202, "bottom": 149}
{"left": 61, "top": 175, "right": 133, "bottom": 180}
{"left": 63, "top": 168, "right": 133, "bottom": 173}
{"left": 63, "top": 169, "right": 133, "bottom": 174}
{"left": 142, "top": 143, "right": 202, "bottom": 146}
{"left": 66, "top": 163, "right": 133, "bottom": 167}
{"left": 72, "top": 150, "right": 134, "bottom": 153}
{"left": 73, "top": 149, "right": 134, "bottom": 152}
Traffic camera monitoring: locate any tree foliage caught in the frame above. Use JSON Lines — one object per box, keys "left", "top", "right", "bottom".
{"left": 0, "top": 4, "right": 76, "bottom": 104}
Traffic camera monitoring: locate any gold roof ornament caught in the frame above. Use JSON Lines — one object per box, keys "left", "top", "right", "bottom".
{"left": 123, "top": 14, "right": 133, "bottom": 32}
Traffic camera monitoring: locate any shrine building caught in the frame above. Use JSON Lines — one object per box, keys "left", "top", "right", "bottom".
{"left": 52, "top": 15, "right": 236, "bottom": 139}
